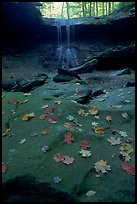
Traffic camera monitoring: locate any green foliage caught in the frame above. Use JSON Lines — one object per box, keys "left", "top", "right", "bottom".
{"left": 39, "top": 2, "right": 135, "bottom": 19}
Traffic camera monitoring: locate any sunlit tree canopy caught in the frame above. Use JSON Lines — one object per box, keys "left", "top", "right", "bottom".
{"left": 38, "top": 2, "right": 135, "bottom": 19}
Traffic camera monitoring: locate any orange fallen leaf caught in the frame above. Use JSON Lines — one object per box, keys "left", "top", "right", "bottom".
{"left": 41, "top": 129, "right": 48, "bottom": 135}
{"left": 93, "top": 126, "right": 105, "bottom": 134}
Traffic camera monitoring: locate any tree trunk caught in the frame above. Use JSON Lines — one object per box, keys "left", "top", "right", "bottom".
{"left": 108, "top": 2, "right": 111, "bottom": 14}
{"left": 61, "top": 2, "right": 64, "bottom": 18}
{"left": 96, "top": 2, "right": 98, "bottom": 16}
{"left": 111, "top": 2, "right": 114, "bottom": 12}
{"left": 105, "top": 2, "right": 108, "bottom": 15}
{"left": 50, "top": 3, "right": 52, "bottom": 18}
{"left": 82, "top": 2, "right": 86, "bottom": 17}
{"left": 66, "top": 2, "right": 70, "bottom": 19}
{"left": 102, "top": 2, "right": 105, "bottom": 16}
{"left": 89, "top": 2, "right": 92, "bottom": 17}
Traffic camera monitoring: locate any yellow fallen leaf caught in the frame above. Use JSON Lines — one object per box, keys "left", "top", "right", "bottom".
{"left": 21, "top": 112, "right": 35, "bottom": 121}
{"left": 93, "top": 126, "right": 105, "bottom": 134}
{"left": 89, "top": 107, "right": 99, "bottom": 116}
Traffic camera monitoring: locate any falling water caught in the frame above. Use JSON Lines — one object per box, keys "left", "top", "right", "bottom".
{"left": 55, "top": 19, "right": 79, "bottom": 70}
{"left": 57, "top": 26, "right": 62, "bottom": 47}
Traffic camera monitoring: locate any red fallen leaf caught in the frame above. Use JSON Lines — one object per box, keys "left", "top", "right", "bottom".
{"left": 80, "top": 140, "right": 90, "bottom": 150}
{"left": 54, "top": 153, "right": 65, "bottom": 162}
{"left": 48, "top": 117, "right": 57, "bottom": 124}
{"left": 78, "top": 109, "right": 86, "bottom": 116}
{"left": 39, "top": 114, "right": 48, "bottom": 120}
{"left": 7, "top": 99, "right": 13, "bottom": 104}
{"left": 64, "top": 123, "right": 73, "bottom": 129}
{"left": 2, "top": 163, "right": 7, "bottom": 174}
{"left": 46, "top": 106, "right": 55, "bottom": 115}
{"left": 121, "top": 163, "right": 135, "bottom": 176}
{"left": 64, "top": 132, "right": 74, "bottom": 144}
{"left": 108, "top": 105, "right": 122, "bottom": 109}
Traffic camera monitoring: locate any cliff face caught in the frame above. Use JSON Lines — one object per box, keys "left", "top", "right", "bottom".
{"left": 2, "top": 3, "right": 135, "bottom": 47}
{"left": 2, "top": 2, "right": 42, "bottom": 46}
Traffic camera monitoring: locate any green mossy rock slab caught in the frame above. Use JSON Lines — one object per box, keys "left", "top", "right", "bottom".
{"left": 2, "top": 87, "right": 135, "bottom": 202}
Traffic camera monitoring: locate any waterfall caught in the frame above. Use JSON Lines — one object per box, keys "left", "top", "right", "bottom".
{"left": 55, "top": 19, "right": 79, "bottom": 70}
{"left": 57, "top": 26, "right": 62, "bottom": 47}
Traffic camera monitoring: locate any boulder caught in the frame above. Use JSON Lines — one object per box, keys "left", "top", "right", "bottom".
{"left": 111, "top": 68, "right": 132, "bottom": 76}
{"left": 58, "top": 68, "right": 82, "bottom": 80}
{"left": 53, "top": 74, "right": 75, "bottom": 82}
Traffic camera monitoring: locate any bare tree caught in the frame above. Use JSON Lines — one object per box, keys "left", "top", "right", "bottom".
{"left": 96, "top": 2, "right": 98, "bottom": 16}
{"left": 61, "top": 2, "right": 64, "bottom": 18}
{"left": 111, "top": 2, "right": 114, "bottom": 12}
{"left": 82, "top": 2, "right": 86, "bottom": 17}
{"left": 66, "top": 2, "right": 70, "bottom": 19}
{"left": 108, "top": 2, "right": 111, "bottom": 14}
{"left": 89, "top": 2, "right": 92, "bottom": 17}
{"left": 102, "top": 2, "right": 105, "bottom": 16}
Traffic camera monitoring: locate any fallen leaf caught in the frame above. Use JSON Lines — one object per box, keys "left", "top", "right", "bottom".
{"left": 121, "top": 112, "right": 128, "bottom": 118}
{"left": 2, "top": 128, "right": 11, "bottom": 137}
{"left": 107, "top": 136, "right": 121, "bottom": 145}
{"left": 91, "top": 122, "right": 98, "bottom": 126}
{"left": 64, "top": 123, "right": 73, "bottom": 129}
{"left": 94, "top": 160, "right": 111, "bottom": 174}
{"left": 19, "top": 138, "right": 26, "bottom": 144}
{"left": 66, "top": 115, "right": 75, "bottom": 121}
{"left": 39, "top": 114, "right": 48, "bottom": 120}
{"left": 41, "top": 129, "right": 48, "bottom": 135}
{"left": 78, "top": 109, "right": 86, "bottom": 116}
{"left": 64, "top": 132, "right": 74, "bottom": 144}
{"left": 94, "top": 115, "right": 100, "bottom": 119}
{"left": 89, "top": 107, "right": 99, "bottom": 116}
{"left": 93, "top": 126, "right": 105, "bottom": 134}
{"left": 79, "top": 149, "right": 91, "bottom": 157}
{"left": 86, "top": 190, "right": 96, "bottom": 197}
{"left": 54, "top": 153, "right": 65, "bottom": 162}
{"left": 41, "top": 105, "right": 48, "bottom": 109}
{"left": 30, "top": 132, "right": 38, "bottom": 137}
{"left": 95, "top": 174, "right": 100, "bottom": 178}
{"left": 23, "top": 93, "right": 31, "bottom": 96}
{"left": 46, "top": 106, "right": 55, "bottom": 115}
{"left": 121, "top": 163, "right": 135, "bottom": 176}
{"left": 53, "top": 176, "right": 62, "bottom": 184}
{"left": 108, "top": 105, "right": 122, "bottom": 109}
{"left": 48, "top": 117, "right": 57, "bottom": 124}
{"left": 22, "top": 112, "right": 35, "bottom": 121}
{"left": 23, "top": 99, "right": 29, "bottom": 104}
{"left": 54, "top": 100, "right": 61, "bottom": 105}
{"left": 99, "top": 98, "right": 105, "bottom": 102}
{"left": 120, "top": 143, "right": 134, "bottom": 155}
{"left": 7, "top": 99, "right": 13, "bottom": 104}
{"left": 105, "top": 116, "right": 112, "bottom": 122}
{"left": 80, "top": 140, "right": 90, "bottom": 150}
{"left": 42, "top": 145, "right": 49, "bottom": 152}
{"left": 118, "top": 130, "right": 128, "bottom": 138}
{"left": 62, "top": 155, "right": 74, "bottom": 165}
{"left": 2, "top": 163, "right": 7, "bottom": 174}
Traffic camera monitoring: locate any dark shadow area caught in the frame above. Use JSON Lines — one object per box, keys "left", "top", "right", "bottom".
{"left": 2, "top": 175, "right": 76, "bottom": 202}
